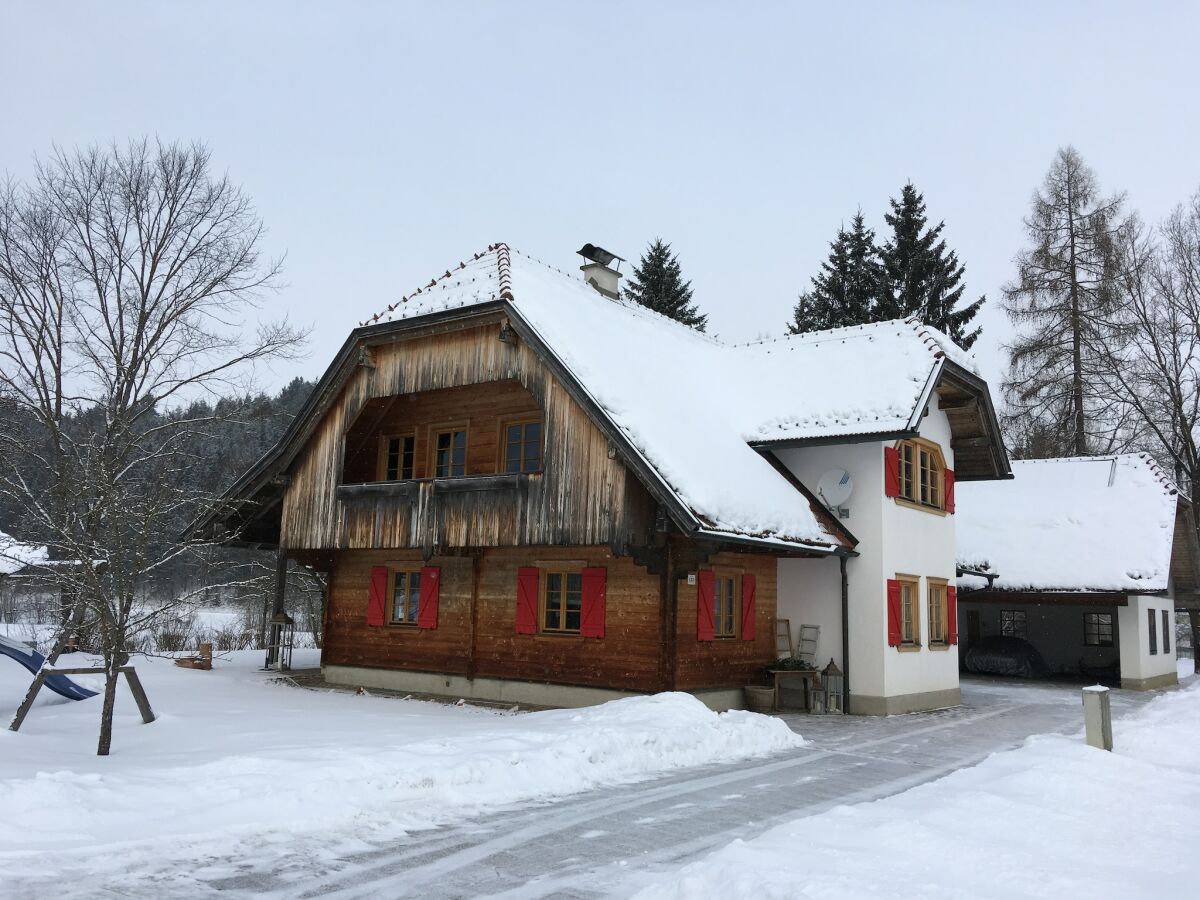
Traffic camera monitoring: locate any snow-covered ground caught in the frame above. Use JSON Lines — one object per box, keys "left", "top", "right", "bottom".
{"left": 0, "top": 649, "right": 799, "bottom": 896}
{"left": 637, "top": 674, "right": 1200, "bottom": 899}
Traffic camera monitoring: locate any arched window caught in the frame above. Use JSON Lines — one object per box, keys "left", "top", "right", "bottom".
{"left": 895, "top": 438, "right": 946, "bottom": 511}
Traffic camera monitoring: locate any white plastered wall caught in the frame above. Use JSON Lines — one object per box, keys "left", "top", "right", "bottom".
{"left": 775, "top": 400, "right": 960, "bottom": 710}
{"left": 1118, "top": 592, "right": 1179, "bottom": 687}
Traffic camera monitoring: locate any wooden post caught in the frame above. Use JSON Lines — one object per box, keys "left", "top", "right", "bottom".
{"left": 121, "top": 667, "right": 156, "bottom": 724}
{"left": 265, "top": 549, "right": 288, "bottom": 669}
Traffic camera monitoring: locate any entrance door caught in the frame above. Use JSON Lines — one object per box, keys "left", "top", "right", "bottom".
{"left": 966, "top": 610, "right": 982, "bottom": 648}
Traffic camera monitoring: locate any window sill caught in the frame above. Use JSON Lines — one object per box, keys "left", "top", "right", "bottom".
{"left": 387, "top": 622, "right": 418, "bottom": 628}
{"left": 896, "top": 643, "right": 922, "bottom": 653}
{"left": 892, "top": 497, "right": 948, "bottom": 517}
{"left": 927, "top": 642, "right": 951, "bottom": 651}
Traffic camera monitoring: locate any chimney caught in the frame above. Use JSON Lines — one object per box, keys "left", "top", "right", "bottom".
{"left": 577, "top": 243, "right": 625, "bottom": 300}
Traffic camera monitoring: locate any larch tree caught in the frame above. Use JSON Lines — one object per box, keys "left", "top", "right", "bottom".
{"left": 1001, "top": 146, "right": 1131, "bottom": 457}
{"left": 788, "top": 212, "right": 882, "bottom": 334}
{"left": 0, "top": 140, "right": 304, "bottom": 754}
{"left": 878, "top": 183, "right": 985, "bottom": 349}
{"left": 623, "top": 239, "right": 708, "bottom": 332}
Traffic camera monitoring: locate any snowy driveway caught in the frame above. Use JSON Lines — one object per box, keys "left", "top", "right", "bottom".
{"left": 219, "top": 678, "right": 1157, "bottom": 900}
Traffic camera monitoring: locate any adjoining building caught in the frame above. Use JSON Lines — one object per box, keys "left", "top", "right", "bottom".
{"left": 956, "top": 454, "right": 1193, "bottom": 690}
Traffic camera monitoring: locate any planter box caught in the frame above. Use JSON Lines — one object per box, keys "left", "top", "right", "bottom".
{"left": 743, "top": 685, "right": 776, "bottom": 714}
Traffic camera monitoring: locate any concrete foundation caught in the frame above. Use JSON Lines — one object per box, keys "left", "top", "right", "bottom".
{"left": 322, "top": 665, "right": 747, "bottom": 711}
{"left": 1119, "top": 671, "right": 1179, "bottom": 691}
{"left": 848, "top": 686, "right": 962, "bottom": 716}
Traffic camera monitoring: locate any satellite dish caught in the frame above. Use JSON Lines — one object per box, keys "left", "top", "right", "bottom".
{"left": 817, "top": 468, "right": 854, "bottom": 508}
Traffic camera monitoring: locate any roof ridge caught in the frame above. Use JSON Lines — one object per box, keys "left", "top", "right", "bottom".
{"left": 361, "top": 242, "right": 508, "bottom": 327}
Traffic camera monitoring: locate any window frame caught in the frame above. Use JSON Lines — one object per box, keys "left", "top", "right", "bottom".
{"left": 540, "top": 568, "right": 584, "bottom": 635}
{"left": 893, "top": 438, "right": 947, "bottom": 515}
{"left": 429, "top": 422, "right": 469, "bottom": 479}
{"left": 896, "top": 574, "right": 921, "bottom": 649}
{"left": 1148, "top": 608, "right": 1158, "bottom": 655}
{"left": 389, "top": 567, "right": 423, "bottom": 626}
{"left": 1000, "top": 609, "right": 1028, "bottom": 640}
{"left": 1083, "top": 612, "right": 1114, "bottom": 648}
{"left": 500, "top": 417, "right": 544, "bottom": 475}
{"left": 378, "top": 432, "right": 416, "bottom": 481}
{"left": 1162, "top": 609, "right": 1171, "bottom": 655}
{"left": 711, "top": 570, "right": 741, "bottom": 640}
{"left": 927, "top": 578, "right": 948, "bottom": 646}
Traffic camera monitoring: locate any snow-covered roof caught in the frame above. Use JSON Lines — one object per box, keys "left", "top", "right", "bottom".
{"left": 0, "top": 529, "right": 49, "bottom": 576}
{"left": 360, "top": 244, "right": 970, "bottom": 549}
{"left": 956, "top": 454, "right": 1181, "bottom": 594}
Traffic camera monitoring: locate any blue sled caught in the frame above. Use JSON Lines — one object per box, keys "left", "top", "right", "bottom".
{"left": 0, "top": 633, "right": 98, "bottom": 701}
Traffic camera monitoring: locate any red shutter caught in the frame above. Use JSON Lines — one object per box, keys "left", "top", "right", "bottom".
{"left": 696, "top": 570, "right": 715, "bottom": 641}
{"left": 944, "top": 468, "right": 956, "bottom": 514}
{"left": 884, "top": 446, "right": 900, "bottom": 498}
{"left": 516, "top": 566, "right": 539, "bottom": 635}
{"left": 580, "top": 567, "right": 607, "bottom": 638}
{"left": 886, "top": 578, "right": 902, "bottom": 646}
{"left": 417, "top": 566, "right": 440, "bottom": 630}
{"left": 367, "top": 566, "right": 388, "bottom": 626}
{"left": 947, "top": 585, "right": 958, "bottom": 645}
{"left": 740, "top": 574, "right": 757, "bottom": 641}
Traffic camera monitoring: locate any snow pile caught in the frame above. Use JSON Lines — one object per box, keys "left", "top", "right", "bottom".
{"left": 956, "top": 454, "right": 1180, "bottom": 592}
{"left": 637, "top": 679, "right": 1200, "bottom": 899}
{"left": 0, "top": 528, "right": 49, "bottom": 575}
{"left": 372, "top": 245, "right": 962, "bottom": 547}
{"left": 0, "top": 652, "right": 801, "bottom": 873}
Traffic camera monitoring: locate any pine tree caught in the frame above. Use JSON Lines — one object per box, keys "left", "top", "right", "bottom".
{"left": 788, "top": 212, "right": 882, "bottom": 334}
{"left": 878, "top": 183, "right": 984, "bottom": 349}
{"left": 1001, "top": 146, "right": 1130, "bottom": 457}
{"left": 623, "top": 239, "right": 708, "bottom": 331}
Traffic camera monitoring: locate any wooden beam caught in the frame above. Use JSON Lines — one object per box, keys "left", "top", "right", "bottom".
{"left": 938, "top": 397, "right": 979, "bottom": 412}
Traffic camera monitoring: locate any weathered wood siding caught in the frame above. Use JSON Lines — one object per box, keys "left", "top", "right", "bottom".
{"left": 323, "top": 546, "right": 666, "bottom": 692}
{"left": 673, "top": 552, "right": 778, "bottom": 690}
{"left": 280, "top": 319, "right": 656, "bottom": 552}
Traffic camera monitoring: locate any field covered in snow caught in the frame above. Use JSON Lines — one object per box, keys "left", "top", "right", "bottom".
{"left": 0, "top": 649, "right": 800, "bottom": 896}
{"left": 637, "top": 674, "right": 1200, "bottom": 899}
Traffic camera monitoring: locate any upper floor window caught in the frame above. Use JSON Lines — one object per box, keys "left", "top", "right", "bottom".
{"left": 895, "top": 438, "right": 945, "bottom": 511}
{"left": 504, "top": 420, "right": 542, "bottom": 473}
{"left": 382, "top": 434, "right": 415, "bottom": 481}
{"left": 433, "top": 428, "right": 467, "bottom": 478}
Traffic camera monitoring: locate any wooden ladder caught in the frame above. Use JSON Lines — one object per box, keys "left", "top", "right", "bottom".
{"left": 796, "top": 624, "right": 821, "bottom": 664}
{"left": 774, "top": 619, "right": 793, "bottom": 658}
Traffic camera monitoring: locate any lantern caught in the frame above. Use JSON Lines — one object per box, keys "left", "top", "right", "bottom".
{"left": 821, "top": 658, "right": 844, "bottom": 714}
{"left": 265, "top": 611, "right": 296, "bottom": 672}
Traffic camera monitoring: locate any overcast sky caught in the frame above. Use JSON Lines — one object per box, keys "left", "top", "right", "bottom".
{"left": 3, "top": 1, "right": 1198, "bottom": 393}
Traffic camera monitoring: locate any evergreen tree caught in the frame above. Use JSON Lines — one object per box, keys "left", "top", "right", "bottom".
{"left": 788, "top": 212, "right": 882, "bottom": 334}
{"left": 878, "top": 183, "right": 984, "bottom": 349}
{"left": 623, "top": 239, "right": 708, "bottom": 331}
{"left": 1001, "top": 146, "right": 1130, "bottom": 457}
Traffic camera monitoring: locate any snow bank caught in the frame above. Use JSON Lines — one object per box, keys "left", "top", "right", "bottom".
{"left": 636, "top": 680, "right": 1200, "bottom": 899}
{"left": 0, "top": 652, "right": 801, "bottom": 868}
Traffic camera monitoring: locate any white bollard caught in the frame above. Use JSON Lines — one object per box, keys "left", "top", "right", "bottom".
{"left": 1082, "top": 685, "right": 1113, "bottom": 751}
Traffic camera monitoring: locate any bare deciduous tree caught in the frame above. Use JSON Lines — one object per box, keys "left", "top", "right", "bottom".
{"left": 0, "top": 139, "right": 304, "bottom": 754}
{"left": 1002, "top": 146, "right": 1134, "bottom": 457}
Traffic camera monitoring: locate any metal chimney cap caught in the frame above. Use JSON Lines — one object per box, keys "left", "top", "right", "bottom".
{"left": 577, "top": 243, "right": 625, "bottom": 269}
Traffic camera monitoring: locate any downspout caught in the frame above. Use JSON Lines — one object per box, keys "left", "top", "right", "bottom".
{"left": 841, "top": 554, "right": 850, "bottom": 713}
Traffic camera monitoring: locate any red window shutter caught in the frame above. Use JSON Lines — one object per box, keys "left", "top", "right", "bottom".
{"left": 696, "top": 570, "right": 715, "bottom": 641}
{"left": 516, "top": 566, "right": 539, "bottom": 635}
{"left": 417, "top": 566, "right": 440, "bottom": 630}
{"left": 580, "top": 567, "right": 607, "bottom": 638}
{"left": 947, "top": 585, "right": 958, "bottom": 645}
{"left": 367, "top": 566, "right": 388, "bottom": 626}
{"left": 740, "top": 574, "right": 757, "bottom": 641}
{"left": 884, "top": 446, "right": 900, "bottom": 498}
{"left": 944, "top": 468, "right": 956, "bottom": 514}
{"left": 886, "top": 578, "right": 902, "bottom": 646}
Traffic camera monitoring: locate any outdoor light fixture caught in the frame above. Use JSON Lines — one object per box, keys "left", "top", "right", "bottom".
{"left": 821, "top": 658, "right": 844, "bottom": 714}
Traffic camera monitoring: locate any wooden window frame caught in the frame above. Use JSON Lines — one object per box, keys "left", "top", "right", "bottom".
{"left": 429, "top": 422, "right": 469, "bottom": 479}
{"left": 389, "top": 567, "right": 423, "bottom": 627}
{"left": 1148, "top": 608, "right": 1158, "bottom": 655}
{"left": 1083, "top": 612, "right": 1114, "bottom": 647}
{"left": 499, "top": 417, "right": 544, "bottom": 475}
{"left": 896, "top": 574, "right": 921, "bottom": 649}
{"left": 1000, "top": 609, "right": 1028, "bottom": 640}
{"left": 893, "top": 438, "right": 947, "bottom": 515}
{"left": 927, "top": 578, "right": 948, "bottom": 647}
{"left": 1162, "top": 609, "right": 1171, "bottom": 655}
{"left": 711, "top": 569, "right": 741, "bottom": 640}
{"left": 540, "top": 568, "right": 584, "bottom": 635}
{"left": 378, "top": 432, "right": 416, "bottom": 481}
